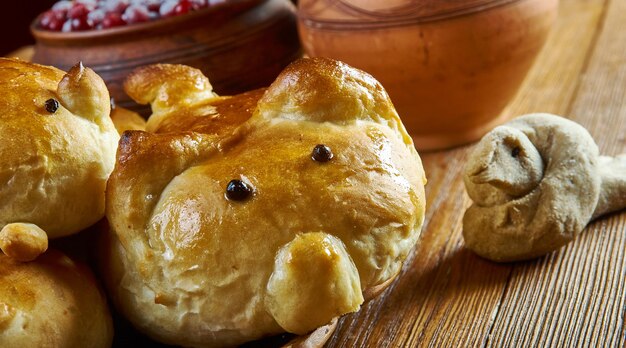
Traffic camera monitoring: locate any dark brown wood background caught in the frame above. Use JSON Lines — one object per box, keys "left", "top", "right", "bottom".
{"left": 2, "top": 1, "right": 56, "bottom": 55}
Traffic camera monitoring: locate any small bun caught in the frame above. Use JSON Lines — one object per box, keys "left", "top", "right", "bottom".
{"left": 0, "top": 223, "right": 48, "bottom": 262}
{"left": 0, "top": 58, "right": 119, "bottom": 239}
{"left": 123, "top": 63, "right": 218, "bottom": 131}
{"left": 110, "top": 106, "right": 147, "bottom": 134}
{"left": 0, "top": 250, "right": 113, "bottom": 347}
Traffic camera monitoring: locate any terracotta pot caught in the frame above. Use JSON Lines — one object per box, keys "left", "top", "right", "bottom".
{"left": 31, "top": 0, "right": 302, "bottom": 115}
{"left": 298, "top": 0, "right": 559, "bottom": 150}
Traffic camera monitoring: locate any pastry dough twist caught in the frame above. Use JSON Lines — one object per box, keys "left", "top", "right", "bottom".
{"left": 463, "top": 113, "right": 626, "bottom": 261}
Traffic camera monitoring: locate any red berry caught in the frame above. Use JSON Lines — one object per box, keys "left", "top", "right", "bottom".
{"left": 39, "top": 10, "right": 66, "bottom": 31}
{"left": 48, "top": 18, "right": 65, "bottom": 31}
{"left": 71, "top": 16, "right": 92, "bottom": 31}
{"left": 101, "top": 12, "right": 126, "bottom": 28}
{"left": 173, "top": 0, "right": 193, "bottom": 16}
{"left": 144, "top": 0, "right": 162, "bottom": 12}
{"left": 68, "top": 3, "right": 89, "bottom": 19}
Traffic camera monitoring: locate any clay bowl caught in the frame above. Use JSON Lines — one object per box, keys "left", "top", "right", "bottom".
{"left": 31, "top": 0, "right": 302, "bottom": 115}
{"left": 298, "top": 0, "right": 559, "bottom": 150}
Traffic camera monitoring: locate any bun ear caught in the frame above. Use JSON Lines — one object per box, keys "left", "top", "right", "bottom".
{"left": 124, "top": 64, "right": 218, "bottom": 118}
{"left": 255, "top": 58, "right": 409, "bottom": 138}
{"left": 57, "top": 62, "right": 110, "bottom": 126}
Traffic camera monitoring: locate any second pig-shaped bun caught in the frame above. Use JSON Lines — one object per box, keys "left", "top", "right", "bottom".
{"left": 0, "top": 58, "right": 119, "bottom": 242}
{"left": 104, "top": 58, "right": 427, "bottom": 347}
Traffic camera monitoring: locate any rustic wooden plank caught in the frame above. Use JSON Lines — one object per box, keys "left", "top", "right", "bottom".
{"left": 488, "top": 0, "right": 626, "bottom": 346}
{"left": 326, "top": 0, "right": 616, "bottom": 346}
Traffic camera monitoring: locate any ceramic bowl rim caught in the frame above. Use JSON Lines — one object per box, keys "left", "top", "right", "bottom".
{"left": 297, "top": 0, "right": 530, "bottom": 30}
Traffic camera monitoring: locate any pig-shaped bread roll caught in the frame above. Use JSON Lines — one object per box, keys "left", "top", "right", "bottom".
{"left": 104, "top": 58, "right": 427, "bottom": 347}
{"left": 0, "top": 58, "right": 119, "bottom": 242}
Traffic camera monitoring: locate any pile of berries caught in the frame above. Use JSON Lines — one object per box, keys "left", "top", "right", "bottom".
{"left": 38, "top": 0, "right": 225, "bottom": 32}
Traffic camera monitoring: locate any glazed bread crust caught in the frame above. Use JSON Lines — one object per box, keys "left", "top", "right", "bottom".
{"left": 0, "top": 250, "right": 113, "bottom": 348}
{"left": 0, "top": 58, "right": 119, "bottom": 238}
{"left": 106, "top": 58, "right": 426, "bottom": 347}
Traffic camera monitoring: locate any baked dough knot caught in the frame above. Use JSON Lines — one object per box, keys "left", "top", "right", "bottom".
{"left": 105, "top": 57, "right": 427, "bottom": 347}
{"left": 463, "top": 113, "right": 626, "bottom": 262}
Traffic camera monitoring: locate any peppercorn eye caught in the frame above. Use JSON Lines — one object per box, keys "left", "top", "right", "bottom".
{"left": 311, "top": 144, "right": 333, "bottom": 162}
{"left": 225, "top": 179, "right": 253, "bottom": 201}
{"left": 45, "top": 98, "right": 59, "bottom": 114}
{"left": 511, "top": 146, "right": 521, "bottom": 158}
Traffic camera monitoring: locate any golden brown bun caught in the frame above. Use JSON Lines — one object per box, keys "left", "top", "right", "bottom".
{"left": 0, "top": 223, "right": 48, "bottom": 262}
{"left": 105, "top": 58, "right": 427, "bottom": 347}
{"left": 0, "top": 58, "right": 119, "bottom": 239}
{"left": 0, "top": 249, "right": 113, "bottom": 347}
{"left": 110, "top": 106, "right": 147, "bottom": 134}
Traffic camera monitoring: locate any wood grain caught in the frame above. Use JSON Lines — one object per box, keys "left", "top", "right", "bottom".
{"left": 490, "top": 0, "right": 626, "bottom": 346}
{"left": 326, "top": 0, "right": 625, "bottom": 346}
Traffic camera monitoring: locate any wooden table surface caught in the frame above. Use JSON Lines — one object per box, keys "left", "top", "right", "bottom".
{"left": 325, "top": 0, "right": 626, "bottom": 347}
